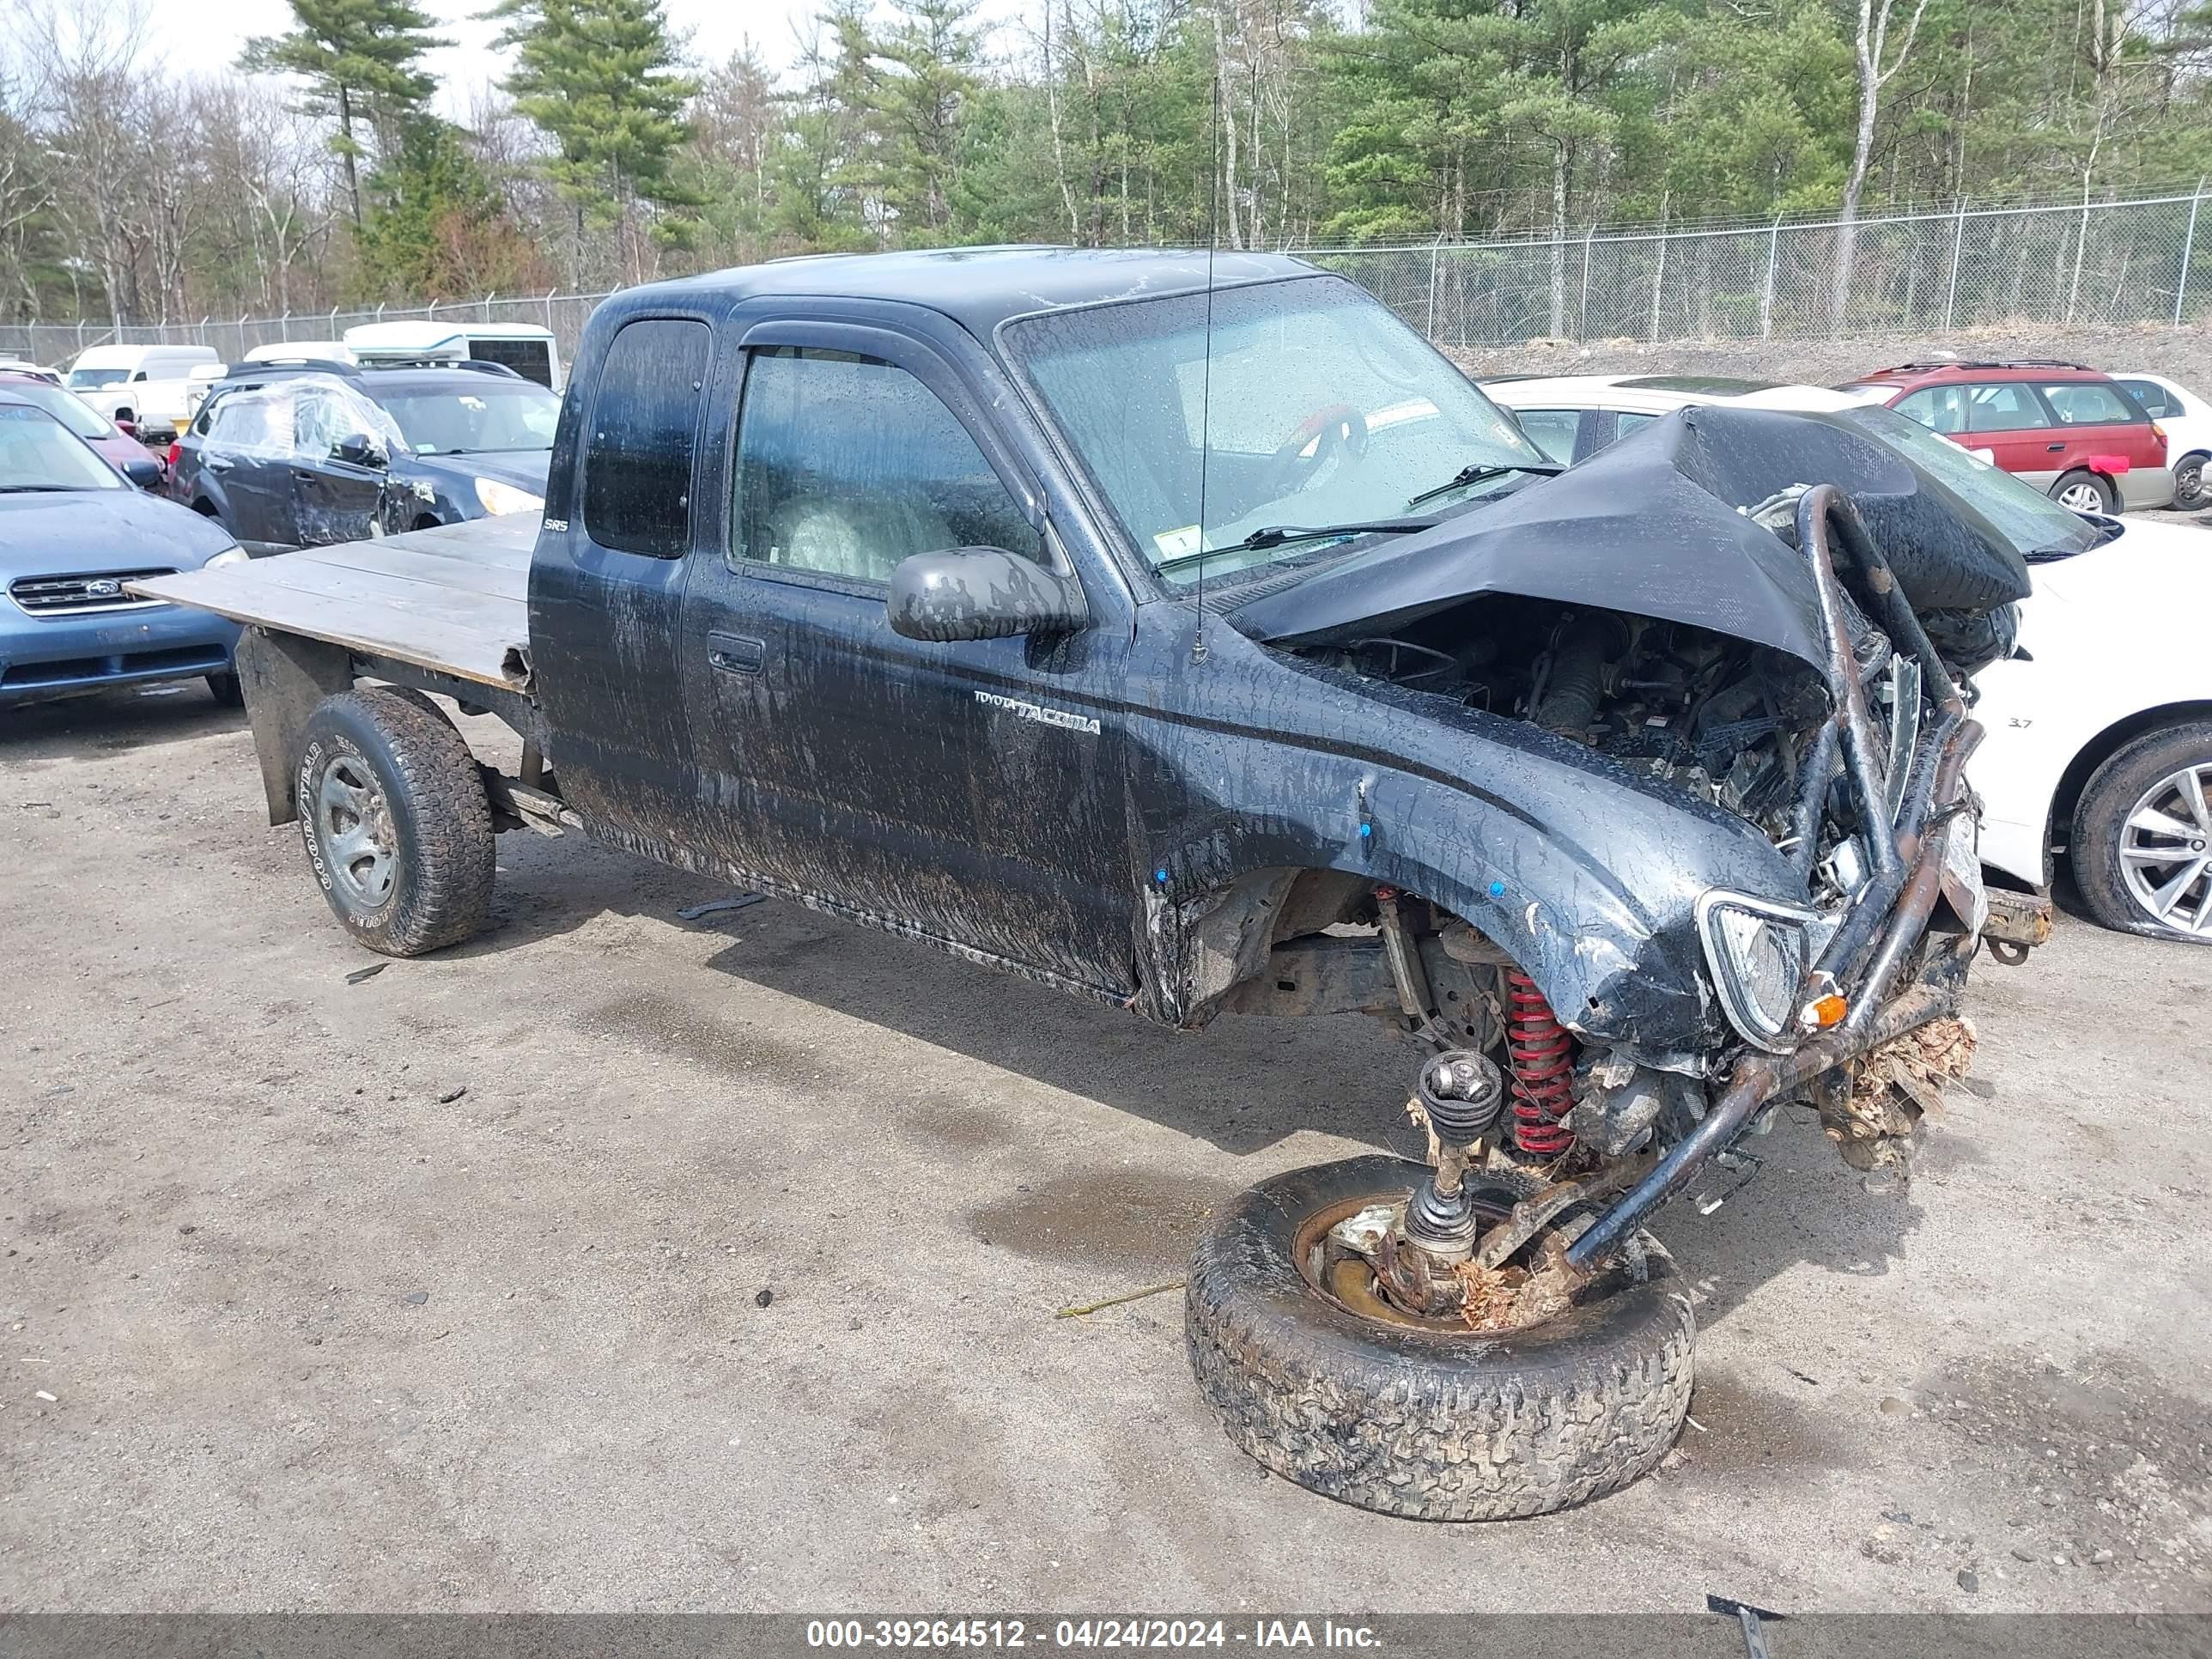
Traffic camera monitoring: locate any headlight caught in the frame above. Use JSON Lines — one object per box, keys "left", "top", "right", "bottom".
{"left": 475, "top": 478, "right": 545, "bottom": 517}
{"left": 204, "top": 545, "right": 250, "bottom": 569}
{"left": 1695, "top": 891, "right": 1819, "bottom": 1051}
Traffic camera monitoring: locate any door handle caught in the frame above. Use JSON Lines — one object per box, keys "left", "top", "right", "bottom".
{"left": 205, "top": 456, "right": 233, "bottom": 471}
{"left": 2046, "top": 442, "right": 2067, "bottom": 452}
{"left": 293, "top": 468, "right": 321, "bottom": 482}
{"left": 707, "top": 631, "right": 765, "bottom": 675}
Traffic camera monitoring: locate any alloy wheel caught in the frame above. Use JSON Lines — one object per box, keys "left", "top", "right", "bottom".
{"left": 2057, "top": 480, "right": 2107, "bottom": 512}
{"left": 2119, "top": 762, "right": 2212, "bottom": 934}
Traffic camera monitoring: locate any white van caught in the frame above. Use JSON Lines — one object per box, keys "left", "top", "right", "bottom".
{"left": 241, "top": 340, "right": 358, "bottom": 368}
{"left": 340, "top": 320, "right": 561, "bottom": 389}
{"left": 65, "top": 344, "right": 222, "bottom": 425}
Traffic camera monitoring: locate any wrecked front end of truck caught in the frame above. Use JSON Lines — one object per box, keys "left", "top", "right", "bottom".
{"left": 1181, "top": 405, "right": 2045, "bottom": 1520}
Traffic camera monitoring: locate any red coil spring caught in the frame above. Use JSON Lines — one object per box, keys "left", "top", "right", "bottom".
{"left": 1504, "top": 969, "right": 1577, "bottom": 1157}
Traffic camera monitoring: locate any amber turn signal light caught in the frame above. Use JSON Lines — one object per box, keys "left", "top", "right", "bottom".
{"left": 1800, "top": 993, "right": 1848, "bottom": 1030}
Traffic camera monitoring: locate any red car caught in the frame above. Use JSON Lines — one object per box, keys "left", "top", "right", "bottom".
{"left": 1838, "top": 360, "right": 2171, "bottom": 513}
{"left": 0, "top": 368, "right": 166, "bottom": 489}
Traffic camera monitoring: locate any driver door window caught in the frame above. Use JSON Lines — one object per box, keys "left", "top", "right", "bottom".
{"left": 732, "top": 348, "right": 1042, "bottom": 583}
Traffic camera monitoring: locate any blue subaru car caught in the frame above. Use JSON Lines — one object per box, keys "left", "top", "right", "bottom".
{"left": 1, "top": 394, "right": 247, "bottom": 708}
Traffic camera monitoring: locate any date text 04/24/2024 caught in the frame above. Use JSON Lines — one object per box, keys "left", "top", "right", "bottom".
{"left": 805, "top": 1619, "right": 1383, "bottom": 1650}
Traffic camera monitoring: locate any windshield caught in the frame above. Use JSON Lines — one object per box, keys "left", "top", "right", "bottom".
{"left": 0, "top": 404, "right": 125, "bottom": 490}
{"left": 5, "top": 380, "right": 112, "bottom": 440}
{"left": 66, "top": 367, "right": 130, "bottom": 389}
{"left": 375, "top": 383, "right": 562, "bottom": 454}
{"left": 1839, "top": 404, "right": 2100, "bottom": 556}
{"left": 1006, "top": 275, "right": 1544, "bottom": 583}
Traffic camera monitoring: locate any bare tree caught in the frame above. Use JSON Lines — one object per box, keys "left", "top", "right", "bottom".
{"left": 1830, "top": 0, "right": 1933, "bottom": 325}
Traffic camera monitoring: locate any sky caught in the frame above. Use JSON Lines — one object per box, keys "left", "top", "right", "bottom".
{"left": 139, "top": 0, "right": 1027, "bottom": 112}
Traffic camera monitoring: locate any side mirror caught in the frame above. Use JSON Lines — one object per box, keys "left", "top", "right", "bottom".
{"left": 113, "top": 417, "right": 136, "bottom": 439}
{"left": 331, "top": 432, "right": 386, "bottom": 468}
{"left": 123, "top": 457, "right": 161, "bottom": 489}
{"left": 888, "top": 546, "right": 1088, "bottom": 643}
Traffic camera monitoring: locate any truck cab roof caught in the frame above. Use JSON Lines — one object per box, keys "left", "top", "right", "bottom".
{"left": 642, "top": 245, "right": 1317, "bottom": 335}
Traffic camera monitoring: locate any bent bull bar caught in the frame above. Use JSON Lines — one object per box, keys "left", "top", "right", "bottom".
{"left": 1566, "top": 485, "right": 1978, "bottom": 1271}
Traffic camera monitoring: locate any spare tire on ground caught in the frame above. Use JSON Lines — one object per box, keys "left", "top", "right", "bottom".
{"left": 1185, "top": 1153, "right": 1693, "bottom": 1521}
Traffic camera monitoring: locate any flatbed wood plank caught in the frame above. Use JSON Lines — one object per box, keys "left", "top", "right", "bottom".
{"left": 125, "top": 515, "right": 540, "bottom": 690}
{"left": 128, "top": 565, "right": 526, "bottom": 690}
{"left": 281, "top": 541, "right": 530, "bottom": 603}
{"left": 359, "top": 514, "right": 538, "bottom": 568}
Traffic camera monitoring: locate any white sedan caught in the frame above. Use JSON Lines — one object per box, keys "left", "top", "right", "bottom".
{"left": 1483, "top": 373, "right": 2212, "bottom": 944}
{"left": 2112, "top": 370, "right": 2212, "bottom": 510}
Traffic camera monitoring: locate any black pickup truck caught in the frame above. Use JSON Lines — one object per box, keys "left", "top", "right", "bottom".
{"left": 137, "top": 246, "right": 2044, "bottom": 1522}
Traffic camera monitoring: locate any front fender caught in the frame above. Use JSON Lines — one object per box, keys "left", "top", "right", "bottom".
{"left": 1134, "top": 659, "right": 1808, "bottom": 1049}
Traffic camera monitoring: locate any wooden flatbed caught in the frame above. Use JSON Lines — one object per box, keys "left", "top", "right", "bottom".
{"left": 126, "top": 515, "right": 536, "bottom": 691}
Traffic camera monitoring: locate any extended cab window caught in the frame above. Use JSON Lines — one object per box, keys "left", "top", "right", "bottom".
{"left": 584, "top": 317, "right": 709, "bottom": 558}
{"left": 731, "top": 347, "right": 1042, "bottom": 582}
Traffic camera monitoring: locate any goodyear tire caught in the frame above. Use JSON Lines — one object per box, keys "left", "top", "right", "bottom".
{"left": 296, "top": 689, "right": 495, "bottom": 957}
{"left": 1186, "top": 1153, "right": 1693, "bottom": 1521}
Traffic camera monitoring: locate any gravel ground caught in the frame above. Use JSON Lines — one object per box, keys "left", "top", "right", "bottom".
{"left": 1444, "top": 319, "right": 2212, "bottom": 390}
{"left": 3, "top": 683, "right": 2209, "bottom": 1614}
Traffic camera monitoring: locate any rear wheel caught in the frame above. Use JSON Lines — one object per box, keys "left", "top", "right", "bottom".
{"left": 296, "top": 689, "right": 495, "bottom": 956}
{"left": 2172, "top": 452, "right": 2209, "bottom": 512}
{"left": 2071, "top": 721, "right": 2212, "bottom": 942}
{"left": 2051, "top": 469, "right": 2118, "bottom": 514}
{"left": 1185, "top": 1153, "right": 1692, "bottom": 1520}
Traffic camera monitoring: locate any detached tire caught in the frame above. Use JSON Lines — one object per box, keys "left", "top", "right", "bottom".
{"left": 296, "top": 689, "right": 495, "bottom": 956}
{"left": 2070, "top": 720, "right": 2212, "bottom": 943}
{"left": 1186, "top": 1154, "right": 1692, "bottom": 1521}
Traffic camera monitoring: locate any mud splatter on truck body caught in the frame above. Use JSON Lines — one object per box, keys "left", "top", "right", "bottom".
{"left": 131, "top": 246, "right": 2046, "bottom": 1522}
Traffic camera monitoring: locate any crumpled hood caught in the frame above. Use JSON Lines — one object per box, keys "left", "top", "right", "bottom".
{"left": 1230, "top": 404, "right": 2034, "bottom": 663}
{"left": 0, "top": 488, "right": 236, "bottom": 576}
{"left": 1230, "top": 413, "right": 1832, "bottom": 669}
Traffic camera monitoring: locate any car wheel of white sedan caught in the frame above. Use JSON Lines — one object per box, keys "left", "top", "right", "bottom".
{"left": 2172, "top": 452, "right": 2209, "bottom": 512}
{"left": 2072, "top": 721, "right": 2212, "bottom": 942}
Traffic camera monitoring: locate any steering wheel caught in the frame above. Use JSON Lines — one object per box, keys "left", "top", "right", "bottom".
{"left": 1258, "top": 403, "right": 1369, "bottom": 500}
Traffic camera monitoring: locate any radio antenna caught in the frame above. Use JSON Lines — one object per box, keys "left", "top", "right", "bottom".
{"left": 1192, "top": 74, "right": 1220, "bottom": 665}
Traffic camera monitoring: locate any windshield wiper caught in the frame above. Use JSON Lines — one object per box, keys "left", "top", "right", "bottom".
{"left": 0, "top": 484, "right": 76, "bottom": 493}
{"left": 1405, "top": 460, "right": 1563, "bottom": 510}
{"left": 1153, "top": 519, "right": 1436, "bottom": 576}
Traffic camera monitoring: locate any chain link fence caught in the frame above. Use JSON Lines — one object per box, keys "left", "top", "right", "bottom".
{"left": 1311, "top": 188, "right": 2212, "bottom": 347}
{"left": 0, "top": 292, "right": 611, "bottom": 377}
{"left": 6, "top": 188, "right": 2209, "bottom": 369}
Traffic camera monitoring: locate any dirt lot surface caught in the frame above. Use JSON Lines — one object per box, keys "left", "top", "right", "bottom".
{"left": 1445, "top": 318, "right": 2212, "bottom": 391}
{"left": 4, "top": 683, "right": 2210, "bottom": 1614}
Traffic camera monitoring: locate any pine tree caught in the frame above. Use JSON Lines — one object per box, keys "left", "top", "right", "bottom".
{"left": 857, "top": 0, "right": 986, "bottom": 244}
{"left": 240, "top": 0, "right": 446, "bottom": 228}
{"left": 356, "top": 118, "right": 540, "bottom": 299}
{"left": 488, "top": 0, "right": 702, "bottom": 284}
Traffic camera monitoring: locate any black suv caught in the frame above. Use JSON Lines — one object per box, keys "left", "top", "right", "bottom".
{"left": 171, "top": 360, "right": 559, "bottom": 553}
